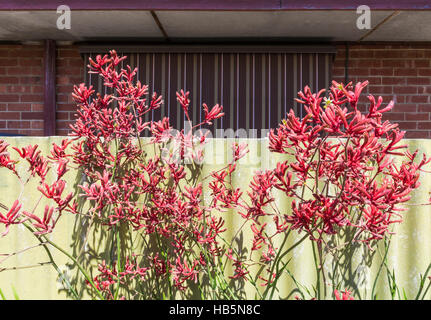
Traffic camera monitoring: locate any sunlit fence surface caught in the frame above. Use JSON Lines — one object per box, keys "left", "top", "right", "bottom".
{"left": 0, "top": 136, "right": 431, "bottom": 300}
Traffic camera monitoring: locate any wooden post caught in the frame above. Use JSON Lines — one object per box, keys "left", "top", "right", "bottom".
{"left": 43, "top": 39, "right": 56, "bottom": 136}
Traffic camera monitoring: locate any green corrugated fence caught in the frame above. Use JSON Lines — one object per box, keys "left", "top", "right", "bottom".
{"left": 0, "top": 137, "right": 430, "bottom": 300}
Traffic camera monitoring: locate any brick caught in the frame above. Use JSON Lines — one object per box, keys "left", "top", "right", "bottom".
{"left": 0, "top": 112, "right": 20, "bottom": 120}
{"left": 393, "top": 104, "right": 417, "bottom": 112}
{"left": 350, "top": 44, "right": 388, "bottom": 50}
{"left": 418, "top": 122, "right": 431, "bottom": 130}
{"left": 57, "top": 103, "right": 76, "bottom": 112}
{"left": 365, "top": 76, "right": 382, "bottom": 85}
{"left": 0, "top": 77, "right": 19, "bottom": 84}
{"left": 7, "top": 104, "right": 31, "bottom": 111}
{"left": 19, "top": 76, "right": 42, "bottom": 84}
{"left": 393, "top": 86, "right": 417, "bottom": 94}
{"left": 355, "top": 59, "right": 382, "bottom": 68}
{"left": 20, "top": 94, "right": 44, "bottom": 103}
{"left": 21, "top": 45, "right": 44, "bottom": 56}
{"left": 405, "top": 131, "right": 429, "bottom": 138}
{"left": 26, "top": 129, "right": 44, "bottom": 136}
{"left": 418, "top": 87, "right": 428, "bottom": 94}
{"left": 0, "top": 58, "right": 18, "bottom": 67}
{"left": 19, "top": 58, "right": 43, "bottom": 67}
{"left": 394, "top": 68, "right": 417, "bottom": 76}
{"left": 418, "top": 104, "right": 431, "bottom": 112}
{"left": 414, "top": 60, "right": 430, "bottom": 68}
{"left": 57, "top": 76, "right": 71, "bottom": 85}
{"left": 382, "top": 60, "right": 409, "bottom": 68}
{"left": 7, "top": 85, "right": 32, "bottom": 94}
{"left": 56, "top": 112, "right": 69, "bottom": 120}
{"left": 349, "top": 50, "right": 373, "bottom": 58}
{"left": 31, "top": 67, "right": 43, "bottom": 75}
{"left": 21, "top": 112, "right": 43, "bottom": 120}
{"left": 31, "top": 85, "right": 44, "bottom": 94}
{"left": 56, "top": 95, "right": 69, "bottom": 103}
{"left": 398, "top": 122, "right": 417, "bottom": 130}
{"left": 418, "top": 69, "right": 431, "bottom": 77}
{"left": 7, "top": 121, "right": 30, "bottom": 129}
{"left": 68, "top": 59, "right": 85, "bottom": 68}
{"left": 407, "top": 77, "right": 431, "bottom": 85}
{"left": 382, "top": 112, "right": 405, "bottom": 121}
{"left": 382, "top": 77, "right": 406, "bottom": 85}
{"left": 368, "top": 85, "right": 393, "bottom": 94}
{"left": 333, "top": 60, "right": 345, "bottom": 68}
{"left": 31, "top": 103, "right": 44, "bottom": 111}
{"left": 31, "top": 121, "right": 44, "bottom": 129}
{"left": 332, "top": 68, "right": 345, "bottom": 77}
{"left": 347, "top": 68, "right": 370, "bottom": 76}
{"left": 57, "top": 48, "right": 80, "bottom": 58}
{"left": 369, "top": 68, "right": 393, "bottom": 76}
{"left": 3, "top": 129, "right": 22, "bottom": 135}
{"left": 57, "top": 86, "right": 74, "bottom": 94}
{"left": 62, "top": 68, "right": 84, "bottom": 77}
{"left": 7, "top": 67, "right": 32, "bottom": 76}
{"left": 0, "top": 94, "right": 19, "bottom": 102}
{"left": 405, "top": 50, "right": 426, "bottom": 58}
{"left": 9, "top": 47, "right": 43, "bottom": 58}
{"left": 410, "top": 96, "right": 429, "bottom": 103}
{"left": 405, "top": 113, "right": 430, "bottom": 121}
{"left": 394, "top": 95, "right": 407, "bottom": 103}
{"left": 56, "top": 120, "right": 74, "bottom": 129}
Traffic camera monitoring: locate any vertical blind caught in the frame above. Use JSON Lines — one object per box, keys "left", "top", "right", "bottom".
{"left": 80, "top": 46, "right": 335, "bottom": 136}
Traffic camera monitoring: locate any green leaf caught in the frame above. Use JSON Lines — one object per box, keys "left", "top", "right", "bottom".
{"left": 0, "top": 287, "right": 6, "bottom": 300}
{"left": 403, "top": 288, "right": 408, "bottom": 300}
{"left": 11, "top": 285, "right": 19, "bottom": 300}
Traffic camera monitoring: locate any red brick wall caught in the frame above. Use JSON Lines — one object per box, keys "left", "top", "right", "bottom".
{"left": 333, "top": 44, "right": 431, "bottom": 138}
{"left": 0, "top": 44, "right": 84, "bottom": 136}
{"left": 0, "top": 43, "right": 431, "bottom": 138}
{"left": 0, "top": 44, "right": 45, "bottom": 135}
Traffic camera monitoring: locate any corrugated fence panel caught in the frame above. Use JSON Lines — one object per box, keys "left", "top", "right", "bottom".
{"left": 0, "top": 137, "right": 431, "bottom": 300}
{"left": 82, "top": 49, "right": 334, "bottom": 137}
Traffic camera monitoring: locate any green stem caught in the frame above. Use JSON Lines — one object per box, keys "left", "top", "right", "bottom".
{"left": 42, "top": 236, "right": 104, "bottom": 300}
{"left": 114, "top": 225, "right": 122, "bottom": 300}
{"left": 372, "top": 238, "right": 391, "bottom": 300}
{"left": 217, "top": 235, "right": 263, "bottom": 299}
{"left": 421, "top": 281, "right": 431, "bottom": 300}
{"left": 414, "top": 261, "right": 431, "bottom": 300}
{"left": 262, "top": 231, "right": 290, "bottom": 299}
{"left": 263, "top": 230, "right": 312, "bottom": 299}
{"left": 311, "top": 241, "right": 321, "bottom": 299}
{"left": 22, "top": 222, "right": 80, "bottom": 299}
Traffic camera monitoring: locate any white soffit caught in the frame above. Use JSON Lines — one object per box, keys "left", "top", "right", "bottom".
{"left": 0, "top": 10, "right": 429, "bottom": 42}
{"left": 155, "top": 10, "right": 393, "bottom": 41}
{"left": 365, "top": 11, "right": 431, "bottom": 41}
{"left": 0, "top": 11, "right": 162, "bottom": 40}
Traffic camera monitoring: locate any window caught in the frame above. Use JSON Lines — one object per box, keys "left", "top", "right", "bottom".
{"left": 80, "top": 45, "right": 335, "bottom": 137}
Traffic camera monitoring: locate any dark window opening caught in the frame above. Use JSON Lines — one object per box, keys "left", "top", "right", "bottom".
{"left": 80, "top": 45, "right": 335, "bottom": 137}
